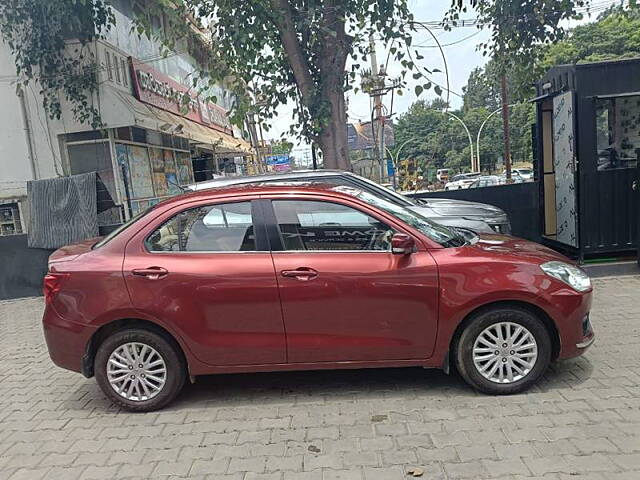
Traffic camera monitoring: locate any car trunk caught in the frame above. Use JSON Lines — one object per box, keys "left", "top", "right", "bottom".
{"left": 48, "top": 237, "right": 101, "bottom": 264}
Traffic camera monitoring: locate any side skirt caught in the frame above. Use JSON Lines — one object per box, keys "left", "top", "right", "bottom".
{"left": 189, "top": 358, "right": 439, "bottom": 376}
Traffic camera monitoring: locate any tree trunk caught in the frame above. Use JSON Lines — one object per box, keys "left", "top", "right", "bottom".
{"left": 271, "top": 0, "right": 351, "bottom": 170}
{"left": 316, "top": 0, "right": 350, "bottom": 171}
{"left": 317, "top": 89, "right": 350, "bottom": 170}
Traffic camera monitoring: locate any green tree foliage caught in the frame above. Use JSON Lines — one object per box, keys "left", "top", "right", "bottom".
{"left": 462, "top": 67, "right": 499, "bottom": 111}
{"left": 393, "top": 99, "right": 535, "bottom": 179}
{"left": 534, "top": 7, "right": 640, "bottom": 87}
{"left": 0, "top": 0, "right": 439, "bottom": 170}
{"left": 0, "top": 0, "right": 114, "bottom": 129}
{"left": 403, "top": 5, "right": 640, "bottom": 182}
{"left": 469, "top": 7, "right": 640, "bottom": 105}
{"left": 270, "top": 139, "right": 294, "bottom": 155}
{"left": 168, "top": 0, "right": 440, "bottom": 170}
{"left": 448, "top": 0, "right": 586, "bottom": 74}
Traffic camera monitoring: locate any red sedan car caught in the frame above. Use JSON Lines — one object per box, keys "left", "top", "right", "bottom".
{"left": 43, "top": 184, "right": 594, "bottom": 411}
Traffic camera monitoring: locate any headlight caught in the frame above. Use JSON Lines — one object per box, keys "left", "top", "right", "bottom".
{"left": 540, "top": 261, "right": 591, "bottom": 292}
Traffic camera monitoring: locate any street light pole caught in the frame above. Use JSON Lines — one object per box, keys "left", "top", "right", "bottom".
{"left": 444, "top": 111, "right": 475, "bottom": 172}
{"left": 476, "top": 104, "right": 516, "bottom": 173}
{"left": 385, "top": 138, "right": 412, "bottom": 190}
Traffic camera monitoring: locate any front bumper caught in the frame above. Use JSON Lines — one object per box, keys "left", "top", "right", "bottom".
{"left": 575, "top": 314, "right": 595, "bottom": 350}
{"left": 552, "top": 289, "right": 595, "bottom": 360}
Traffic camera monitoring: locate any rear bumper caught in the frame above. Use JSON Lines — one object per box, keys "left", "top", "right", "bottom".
{"left": 42, "top": 304, "right": 96, "bottom": 374}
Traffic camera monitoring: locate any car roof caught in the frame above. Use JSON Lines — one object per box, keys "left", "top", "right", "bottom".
{"left": 452, "top": 172, "right": 480, "bottom": 179}
{"left": 154, "top": 181, "right": 367, "bottom": 210}
{"left": 187, "top": 170, "right": 352, "bottom": 191}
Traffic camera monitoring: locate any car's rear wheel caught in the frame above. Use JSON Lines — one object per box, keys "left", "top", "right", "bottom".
{"left": 455, "top": 307, "right": 551, "bottom": 395}
{"left": 95, "top": 329, "right": 186, "bottom": 412}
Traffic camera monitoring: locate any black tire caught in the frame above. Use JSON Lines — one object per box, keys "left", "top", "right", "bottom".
{"left": 454, "top": 306, "right": 551, "bottom": 395}
{"left": 95, "top": 329, "right": 186, "bottom": 412}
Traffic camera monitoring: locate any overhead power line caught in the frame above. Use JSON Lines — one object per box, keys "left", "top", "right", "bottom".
{"left": 412, "top": 0, "right": 622, "bottom": 30}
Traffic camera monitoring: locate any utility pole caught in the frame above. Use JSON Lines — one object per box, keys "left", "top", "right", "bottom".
{"left": 501, "top": 74, "right": 512, "bottom": 181}
{"left": 362, "top": 37, "right": 400, "bottom": 183}
{"left": 368, "top": 34, "right": 385, "bottom": 182}
{"left": 311, "top": 143, "right": 318, "bottom": 170}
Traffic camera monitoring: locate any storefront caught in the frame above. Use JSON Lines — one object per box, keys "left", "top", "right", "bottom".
{"left": 533, "top": 58, "right": 640, "bottom": 258}
{"left": 61, "top": 54, "right": 254, "bottom": 229}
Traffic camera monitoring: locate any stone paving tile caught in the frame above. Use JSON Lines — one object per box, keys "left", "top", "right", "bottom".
{"left": 1, "top": 276, "right": 640, "bottom": 478}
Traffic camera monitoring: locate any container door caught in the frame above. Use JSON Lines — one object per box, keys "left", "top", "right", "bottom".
{"left": 552, "top": 91, "right": 579, "bottom": 247}
{"left": 636, "top": 165, "right": 640, "bottom": 266}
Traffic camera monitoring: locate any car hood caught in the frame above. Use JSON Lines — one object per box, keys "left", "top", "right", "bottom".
{"left": 469, "top": 234, "right": 571, "bottom": 264}
{"left": 412, "top": 198, "right": 505, "bottom": 218}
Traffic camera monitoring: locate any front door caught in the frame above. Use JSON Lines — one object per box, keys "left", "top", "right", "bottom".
{"left": 123, "top": 199, "right": 286, "bottom": 366}
{"left": 267, "top": 198, "right": 439, "bottom": 363}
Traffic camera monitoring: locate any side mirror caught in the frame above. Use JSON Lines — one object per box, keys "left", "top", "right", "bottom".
{"left": 391, "top": 233, "right": 415, "bottom": 255}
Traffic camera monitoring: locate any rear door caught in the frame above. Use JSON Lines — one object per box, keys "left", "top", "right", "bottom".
{"left": 123, "top": 198, "right": 286, "bottom": 366}
{"left": 265, "top": 197, "right": 439, "bottom": 363}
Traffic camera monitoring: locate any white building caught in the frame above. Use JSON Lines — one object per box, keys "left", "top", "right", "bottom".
{"left": 0, "top": 0, "right": 253, "bottom": 235}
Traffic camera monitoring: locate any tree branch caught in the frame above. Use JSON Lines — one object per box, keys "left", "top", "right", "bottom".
{"left": 270, "top": 0, "right": 315, "bottom": 105}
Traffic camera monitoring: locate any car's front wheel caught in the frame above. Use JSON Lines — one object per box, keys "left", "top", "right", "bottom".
{"left": 455, "top": 306, "right": 551, "bottom": 395}
{"left": 95, "top": 329, "right": 186, "bottom": 411}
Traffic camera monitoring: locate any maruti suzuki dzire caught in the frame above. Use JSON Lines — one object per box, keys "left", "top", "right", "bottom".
{"left": 42, "top": 184, "right": 594, "bottom": 411}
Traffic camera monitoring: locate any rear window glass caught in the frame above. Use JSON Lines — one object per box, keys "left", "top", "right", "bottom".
{"left": 92, "top": 206, "right": 157, "bottom": 249}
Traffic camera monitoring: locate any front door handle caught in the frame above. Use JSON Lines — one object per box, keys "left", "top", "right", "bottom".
{"left": 281, "top": 268, "right": 318, "bottom": 281}
{"left": 633, "top": 180, "right": 638, "bottom": 191}
{"left": 132, "top": 267, "right": 168, "bottom": 280}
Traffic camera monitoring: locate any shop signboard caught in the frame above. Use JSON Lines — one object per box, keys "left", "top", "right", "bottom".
{"left": 265, "top": 154, "right": 291, "bottom": 173}
{"left": 129, "top": 58, "right": 233, "bottom": 134}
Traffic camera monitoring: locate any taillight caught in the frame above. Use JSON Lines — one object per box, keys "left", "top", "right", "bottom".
{"left": 43, "top": 273, "right": 69, "bottom": 304}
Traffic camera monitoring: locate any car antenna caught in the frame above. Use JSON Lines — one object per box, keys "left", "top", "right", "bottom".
{"left": 167, "top": 178, "right": 186, "bottom": 193}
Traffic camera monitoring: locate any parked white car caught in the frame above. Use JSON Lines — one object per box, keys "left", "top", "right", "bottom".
{"left": 436, "top": 168, "right": 450, "bottom": 182}
{"left": 444, "top": 172, "right": 481, "bottom": 190}
{"left": 503, "top": 168, "right": 534, "bottom": 181}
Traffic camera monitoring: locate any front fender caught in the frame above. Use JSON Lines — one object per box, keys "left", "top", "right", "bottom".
{"left": 425, "top": 253, "right": 591, "bottom": 368}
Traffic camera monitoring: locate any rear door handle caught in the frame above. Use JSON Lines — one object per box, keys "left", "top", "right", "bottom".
{"left": 281, "top": 268, "right": 318, "bottom": 281}
{"left": 132, "top": 267, "right": 169, "bottom": 280}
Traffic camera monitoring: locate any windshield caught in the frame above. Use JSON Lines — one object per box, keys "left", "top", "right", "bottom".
{"left": 93, "top": 205, "right": 158, "bottom": 249}
{"left": 333, "top": 186, "right": 465, "bottom": 247}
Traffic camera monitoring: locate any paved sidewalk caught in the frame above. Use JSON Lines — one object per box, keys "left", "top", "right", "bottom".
{"left": 1, "top": 276, "right": 639, "bottom": 480}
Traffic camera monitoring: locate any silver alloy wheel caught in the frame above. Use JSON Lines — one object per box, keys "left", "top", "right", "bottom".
{"left": 472, "top": 322, "right": 538, "bottom": 384}
{"left": 106, "top": 342, "right": 167, "bottom": 401}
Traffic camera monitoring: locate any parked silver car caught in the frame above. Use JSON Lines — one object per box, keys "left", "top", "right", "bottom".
{"left": 188, "top": 170, "right": 511, "bottom": 234}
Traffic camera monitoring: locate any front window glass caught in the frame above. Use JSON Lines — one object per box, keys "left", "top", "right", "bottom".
{"left": 332, "top": 186, "right": 465, "bottom": 247}
{"left": 147, "top": 201, "right": 256, "bottom": 252}
{"left": 596, "top": 96, "right": 640, "bottom": 170}
{"left": 272, "top": 200, "right": 395, "bottom": 251}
